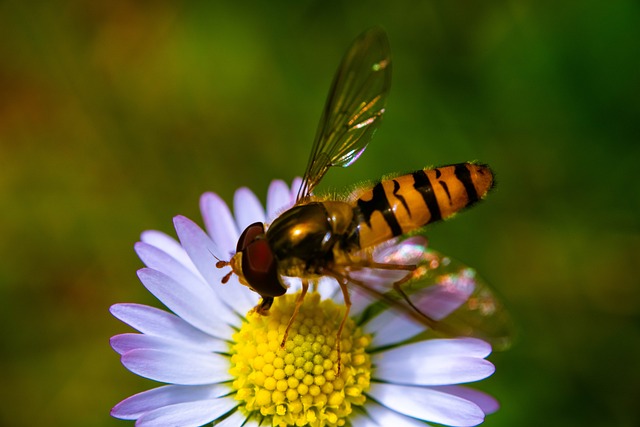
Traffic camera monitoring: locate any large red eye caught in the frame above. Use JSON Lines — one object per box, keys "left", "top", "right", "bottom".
{"left": 237, "top": 222, "right": 265, "bottom": 252}
{"left": 242, "top": 239, "right": 285, "bottom": 297}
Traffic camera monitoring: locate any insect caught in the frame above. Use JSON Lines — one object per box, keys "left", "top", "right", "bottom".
{"left": 217, "top": 27, "right": 512, "bottom": 364}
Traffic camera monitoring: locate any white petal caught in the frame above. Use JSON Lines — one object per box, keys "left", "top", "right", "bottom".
{"left": 432, "top": 386, "right": 499, "bottom": 415}
{"left": 240, "top": 417, "right": 260, "bottom": 427}
{"left": 111, "top": 384, "right": 229, "bottom": 419}
{"left": 110, "top": 333, "right": 227, "bottom": 355}
{"left": 174, "top": 215, "right": 256, "bottom": 315}
{"left": 136, "top": 398, "right": 236, "bottom": 427}
{"left": 374, "top": 355, "right": 495, "bottom": 386}
{"left": 137, "top": 268, "right": 234, "bottom": 339}
{"left": 348, "top": 286, "right": 375, "bottom": 317}
{"left": 363, "top": 401, "right": 433, "bottom": 427}
{"left": 368, "top": 383, "right": 485, "bottom": 427}
{"left": 121, "top": 348, "right": 231, "bottom": 385}
{"left": 199, "top": 192, "right": 239, "bottom": 258}
{"left": 316, "top": 276, "right": 341, "bottom": 300}
{"left": 347, "top": 412, "right": 380, "bottom": 427}
{"left": 233, "top": 187, "right": 265, "bottom": 231}
{"left": 365, "top": 312, "right": 424, "bottom": 348}
{"left": 110, "top": 304, "right": 224, "bottom": 351}
{"left": 140, "top": 230, "right": 199, "bottom": 275}
{"left": 266, "top": 179, "right": 293, "bottom": 221}
{"left": 214, "top": 410, "right": 254, "bottom": 427}
{"left": 375, "top": 338, "right": 492, "bottom": 360}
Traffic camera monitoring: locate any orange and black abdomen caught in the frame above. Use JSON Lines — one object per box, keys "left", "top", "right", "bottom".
{"left": 352, "top": 163, "right": 494, "bottom": 249}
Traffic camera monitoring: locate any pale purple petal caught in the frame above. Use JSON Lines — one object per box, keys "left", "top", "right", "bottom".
{"left": 121, "top": 349, "right": 231, "bottom": 385}
{"left": 374, "top": 355, "right": 495, "bottom": 386}
{"left": 361, "top": 401, "right": 434, "bottom": 427}
{"left": 135, "top": 242, "right": 210, "bottom": 295}
{"left": 110, "top": 333, "right": 189, "bottom": 355}
{"left": 266, "top": 179, "right": 293, "bottom": 221}
{"left": 411, "top": 276, "right": 475, "bottom": 321}
{"left": 355, "top": 235, "right": 475, "bottom": 348}
{"left": 110, "top": 333, "right": 227, "bottom": 355}
{"left": 199, "top": 192, "right": 239, "bottom": 259}
{"left": 348, "top": 236, "right": 428, "bottom": 293}
{"left": 432, "top": 386, "right": 499, "bottom": 415}
{"left": 233, "top": 187, "right": 265, "bottom": 231}
{"left": 290, "top": 177, "right": 303, "bottom": 201}
{"left": 174, "top": 215, "right": 256, "bottom": 315}
{"left": 368, "top": 383, "right": 485, "bottom": 427}
{"left": 135, "top": 241, "right": 242, "bottom": 327}
{"left": 348, "top": 237, "right": 429, "bottom": 316}
{"left": 174, "top": 215, "right": 224, "bottom": 268}
{"left": 364, "top": 274, "right": 475, "bottom": 348}
{"left": 348, "top": 267, "right": 409, "bottom": 292}
{"left": 137, "top": 268, "right": 234, "bottom": 338}
{"left": 140, "top": 230, "right": 198, "bottom": 274}
{"left": 110, "top": 304, "right": 224, "bottom": 350}
{"left": 136, "top": 398, "right": 236, "bottom": 427}
{"left": 111, "top": 384, "right": 229, "bottom": 419}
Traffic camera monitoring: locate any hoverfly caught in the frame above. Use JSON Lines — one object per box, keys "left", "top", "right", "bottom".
{"left": 217, "top": 27, "right": 512, "bottom": 364}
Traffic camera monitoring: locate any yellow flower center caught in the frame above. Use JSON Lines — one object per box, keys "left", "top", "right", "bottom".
{"left": 229, "top": 291, "right": 372, "bottom": 427}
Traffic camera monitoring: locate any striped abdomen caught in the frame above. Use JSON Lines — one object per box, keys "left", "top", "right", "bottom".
{"left": 352, "top": 163, "right": 494, "bottom": 249}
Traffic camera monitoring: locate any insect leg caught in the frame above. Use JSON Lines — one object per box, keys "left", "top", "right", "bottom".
{"left": 349, "top": 257, "right": 419, "bottom": 290}
{"left": 320, "top": 268, "right": 352, "bottom": 375}
{"left": 344, "top": 271, "right": 442, "bottom": 330}
{"left": 362, "top": 259, "right": 441, "bottom": 324}
{"left": 391, "top": 280, "right": 440, "bottom": 325}
{"left": 335, "top": 278, "right": 352, "bottom": 375}
{"left": 254, "top": 297, "right": 274, "bottom": 316}
{"left": 281, "top": 280, "right": 309, "bottom": 348}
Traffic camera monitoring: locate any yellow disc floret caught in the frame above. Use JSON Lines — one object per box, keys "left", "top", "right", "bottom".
{"left": 229, "top": 291, "right": 372, "bottom": 427}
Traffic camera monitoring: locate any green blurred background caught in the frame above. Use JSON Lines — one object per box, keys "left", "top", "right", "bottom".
{"left": 1, "top": 1, "right": 638, "bottom": 426}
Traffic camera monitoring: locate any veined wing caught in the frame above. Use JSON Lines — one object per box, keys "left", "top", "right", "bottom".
{"left": 353, "top": 240, "right": 514, "bottom": 351}
{"left": 296, "top": 27, "right": 392, "bottom": 201}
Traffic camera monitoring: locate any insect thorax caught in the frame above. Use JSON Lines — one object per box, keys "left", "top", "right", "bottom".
{"left": 266, "top": 201, "right": 359, "bottom": 276}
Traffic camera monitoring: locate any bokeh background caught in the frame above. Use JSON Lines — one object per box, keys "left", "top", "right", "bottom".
{"left": 1, "top": 1, "right": 638, "bottom": 426}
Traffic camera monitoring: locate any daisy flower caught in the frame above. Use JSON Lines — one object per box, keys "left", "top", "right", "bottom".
{"left": 110, "top": 179, "right": 499, "bottom": 427}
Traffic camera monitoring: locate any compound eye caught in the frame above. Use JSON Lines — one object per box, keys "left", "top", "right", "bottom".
{"left": 237, "top": 222, "right": 265, "bottom": 253}
{"left": 242, "top": 239, "right": 286, "bottom": 297}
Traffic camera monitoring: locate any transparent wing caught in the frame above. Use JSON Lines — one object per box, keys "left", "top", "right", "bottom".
{"left": 296, "top": 27, "right": 392, "bottom": 201}
{"left": 352, "top": 240, "right": 514, "bottom": 351}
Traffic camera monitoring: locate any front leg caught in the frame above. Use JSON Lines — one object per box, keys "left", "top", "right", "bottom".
{"left": 280, "top": 280, "right": 309, "bottom": 347}
{"left": 254, "top": 296, "right": 274, "bottom": 315}
{"left": 319, "top": 268, "right": 353, "bottom": 375}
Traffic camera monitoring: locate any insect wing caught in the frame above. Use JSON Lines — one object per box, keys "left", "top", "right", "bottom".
{"left": 355, "top": 241, "right": 514, "bottom": 351}
{"left": 406, "top": 249, "right": 514, "bottom": 350}
{"left": 297, "top": 27, "right": 392, "bottom": 201}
